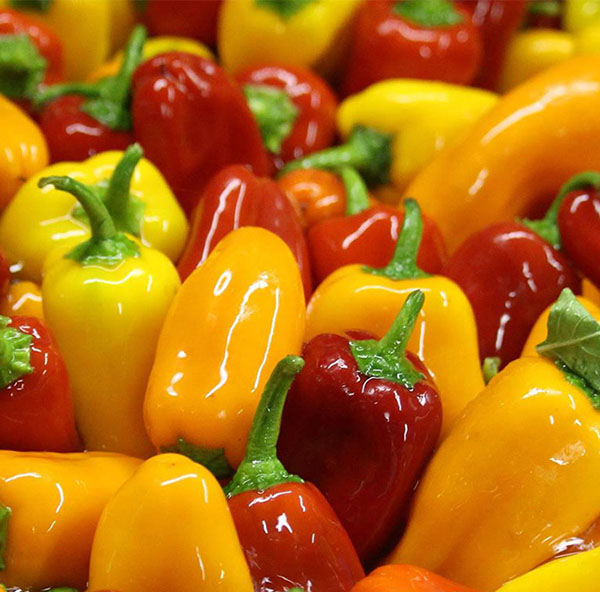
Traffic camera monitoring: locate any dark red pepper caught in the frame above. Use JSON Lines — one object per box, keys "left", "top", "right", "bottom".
{"left": 225, "top": 356, "right": 365, "bottom": 592}
{"left": 307, "top": 167, "right": 446, "bottom": 284}
{"left": 235, "top": 63, "right": 338, "bottom": 171}
{"left": 177, "top": 164, "right": 312, "bottom": 299}
{"left": 444, "top": 221, "right": 581, "bottom": 368}
{"left": 341, "top": 0, "right": 482, "bottom": 97}
{"left": 0, "top": 315, "right": 80, "bottom": 452}
{"left": 132, "top": 52, "right": 270, "bottom": 216}
{"left": 277, "top": 291, "right": 441, "bottom": 566}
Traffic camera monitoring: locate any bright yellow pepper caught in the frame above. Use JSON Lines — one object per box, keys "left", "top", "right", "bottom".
{"left": 565, "top": 0, "right": 600, "bottom": 33}
{"left": 144, "top": 226, "right": 305, "bottom": 473}
{"left": 305, "top": 200, "right": 482, "bottom": 438}
{"left": 0, "top": 95, "right": 48, "bottom": 211}
{"left": 41, "top": 171, "right": 180, "bottom": 458}
{"left": 88, "top": 453, "right": 254, "bottom": 592}
{"left": 0, "top": 281, "right": 43, "bottom": 320}
{"left": 0, "top": 450, "right": 141, "bottom": 590}
{"left": 218, "top": 0, "right": 361, "bottom": 75}
{"left": 0, "top": 144, "right": 188, "bottom": 283}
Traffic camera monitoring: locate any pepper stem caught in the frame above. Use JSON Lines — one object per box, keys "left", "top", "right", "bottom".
{"left": 0, "top": 34, "right": 47, "bottom": 99}
{"left": 0, "top": 316, "right": 33, "bottom": 390}
{"left": 339, "top": 166, "right": 370, "bottom": 216}
{"left": 393, "top": 0, "right": 464, "bottom": 27}
{"left": 224, "top": 356, "right": 305, "bottom": 498}
{"left": 280, "top": 125, "right": 393, "bottom": 186}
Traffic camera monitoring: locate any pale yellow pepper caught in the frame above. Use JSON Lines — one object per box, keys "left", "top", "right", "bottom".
{"left": 565, "top": 0, "right": 600, "bottom": 33}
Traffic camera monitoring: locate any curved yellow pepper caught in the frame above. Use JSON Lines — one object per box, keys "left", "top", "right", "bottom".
{"left": 144, "top": 226, "right": 305, "bottom": 472}
{"left": 0, "top": 95, "right": 48, "bottom": 211}
{"left": 0, "top": 450, "right": 141, "bottom": 590}
{"left": 0, "top": 145, "right": 188, "bottom": 283}
{"left": 0, "top": 281, "right": 44, "bottom": 320}
{"left": 218, "top": 0, "right": 361, "bottom": 75}
{"left": 88, "top": 453, "right": 254, "bottom": 592}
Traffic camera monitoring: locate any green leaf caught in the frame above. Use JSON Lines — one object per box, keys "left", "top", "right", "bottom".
{"left": 394, "top": 0, "right": 464, "bottom": 27}
{"left": 255, "top": 0, "right": 316, "bottom": 19}
{"left": 161, "top": 438, "right": 234, "bottom": 479}
{"left": 0, "top": 503, "right": 11, "bottom": 571}
{"left": 536, "top": 288, "right": 600, "bottom": 407}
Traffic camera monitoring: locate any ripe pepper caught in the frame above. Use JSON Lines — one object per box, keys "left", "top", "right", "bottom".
{"left": 131, "top": 52, "right": 270, "bottom": 216}
{"left": 278, "top": 291, "right": 442, "bottom": 565}
{"left": 282, "top": 80, "right": 497, "bottom": 192}
{"left": 218, "top": 0, "right": 361, "bottom": 76}
{"left": 40, "top": 170, "right": 180, "bottom": 457}
{"left": 236, "top": 63, "right": 337, "bottom": 170}
{"left": 225, "top": 356, "right": 365, "bottom": 591}
{"left": 0, "top": 281, "right": 43, "bottom": 319}
{"left": 307, "top": 167, "right": 446, "bottom": 284}
{"left": 34, "top": 25, "right": 146, "bottom": 163}
{"left": 305, "top": 199, "right": 482, "bottom": 437}
{"left": 565, "top": 0, "right": 600, "bottom": 33}
{"left": 176, "top": 164, "right": 311, "bottom": 299}
{"left": 0, "top": 94, "right": 48, "bottom": 210}
{"left": 390, "top": 289, "right": 600, "bottom": 591}
{"left": 145, "top": 227, "right": 305, "bottom": 474}
{"left": 0, "top": 315, "right": 80, "bottom": 452}
{"left": 88, "top": 453, "right": 253, "bottom": 592}
{"left": 0, "top": 450, "right": 141, "bottom": 590}
{"left": 444, "top": 221, "right": 581, "bottom": 369}
{"left": 405, "top": 56, "right": 600, "bottom": 252}
{"left": 341, "top": 0, "right": 482, "bottom": 96}
{"left": 0, "top": 144, "right": 187, "bottom": 284}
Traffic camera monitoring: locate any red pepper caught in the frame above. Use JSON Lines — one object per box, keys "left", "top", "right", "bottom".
{"left": 225, "top": 356, "right": 365, "bottom": 592}
{"left": 457, "top": 0, "right": 527, "bottom": 90}
{"left": 307, "top": 168, "right": 446, "bottom": 285}
{"left": 132, "top": 52, "right": 270, "bottom": 216}
{"left": 0, "top": 315, "right": 80, "bottom": 452}
{"left": 138, "top": 0, "right": 222, "bottom": 46}
{"left": 278, "top": 291, "right": 442, "bottom": 566}
{"left": 235, "top": 63, "right": 338, "bottom": 171}
{"left": 176, "top": 164, "right": 312, "bottom": 299}
{"left": 34, "top": 25, "right": 146, "bottom": 163}
{"left": 443, "top": 221, "right": 581, "bottom": 368}
{"left": 341, "top": 0, "right": 482, "bottom": 97}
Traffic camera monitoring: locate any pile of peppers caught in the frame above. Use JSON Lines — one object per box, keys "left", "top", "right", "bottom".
{"left": 1, "top": 0, "right": 600, "bottom": 591}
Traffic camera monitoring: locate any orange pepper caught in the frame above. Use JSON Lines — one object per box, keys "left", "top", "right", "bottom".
{"left": 0, "top": 281, "right": 43, "bottom": 319}
{"left": 583, "top": 278, "right": 600, "bottom": 307}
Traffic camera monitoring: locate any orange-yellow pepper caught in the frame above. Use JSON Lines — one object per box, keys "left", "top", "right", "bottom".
{"left": 406, "top": 56, "right": 600, "bottom": 252}
{"left": 144, "top": 227, "right": 305, "bottom": 473}
{"left": 0, "top": 450, "right": 141, "bottom": 590}
{"left": 0, "top": 281, "right": 43, "bottom": 320}
{"left": 583, "top": 278, "right": 600, "bottom": 306}
{"left": 305, "top": 200, "right": 482, "bottom": 438}
{"left": 87, "top": 453, "right": 254, "bottom": 592}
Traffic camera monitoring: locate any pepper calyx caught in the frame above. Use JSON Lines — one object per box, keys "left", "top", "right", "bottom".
{"left": 255, "top": 0, "right": 316, "bottom": 19}
{"left": 393, "top": 0, "right": 464, "bottom": 27}
{"left": 0, "top": 34, "right": 47, "bottom": 99}
{"left": 339, "top": 166, "right": 370, "bottom": 216}
{"left": 0, "top": 502, "right": 11, "bottom": 570}
{"left": 160, "top": 438, "right": 235, "bottom": 479}
{"left": 0, "top": 316, "right": 33, "bottom": 390}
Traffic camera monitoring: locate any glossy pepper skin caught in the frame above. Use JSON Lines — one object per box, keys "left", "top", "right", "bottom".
{"left": 279, "top": 292, "right": 442, "bottom": 565}
{"left": 306, "top": 200, "right": 482, "bottom": 437}
{"left": 0, "top": 450, "right": 141, "bottom": 590}
{"left": 0, "top": 145, "right": 187, "bottom": 283}
{"left": 0, "top": 281, "right": 43, "bottom": 319}
{"left": 0, "top": 315, "right": 80, "bottom": 452}
{"left": 40, "top": 171, "right": 180, "bottom": 458}
{"left": 236, "top": 63, "right": 337, "bottom": 170}
{"left": 406, "top": 56, "right": 600, "bottom": 252}
{"left": 132, "top": 52, "right": 270, "bottom": 216}
{"left": 145, "top": 227, "right": 305, "bottom": 474}
{"left": 88, "top": 453, "right": 253, "bottom": 592}
{"left": 444, "top": 221, "right": 581, "bottom": 368}
{"left": 176, "top": 164, "right": 311, "bottom": 299}
{"left": 226, "top": 356, "right": 365, "bottom": 592}
{"left": 341, "top": 0, "right": 482, "bottom": 96}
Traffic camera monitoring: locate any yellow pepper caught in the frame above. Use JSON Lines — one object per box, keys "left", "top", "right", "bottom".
{"left": 88, "top": 453, "right": 254, "bottom": 592}
{"left": 218, "top": 0, "right": 361, "bottom": 75}
{"left": 0, "top": 450, "right": 141, "bottom": 590}
{"left": 144, "top": 226, "right": 305, "bottom": 474}
{"left": 565, "top": 0, "right": 600, "bottom": 33}
{"left": 583, "top": 278, "right": 600, "bottom": 306}
{"left": 0, "top": 144, "right": 188, "bottom": 283}
{"left": 0, "top": 95, "right": 48, "bottom": 211}
{"left": 0, "top": 281, "right": 43, "bottom": 320}
{"left": 305, "top": 200, "right": 482, "bottom": 438}
{"left": 390, "top": 289, "right": 600, "bottom": 591}
{"left": 40, "top": 170, "right": 180, "bottom": 458}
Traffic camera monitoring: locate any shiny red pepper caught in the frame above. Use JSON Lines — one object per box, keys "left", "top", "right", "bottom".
{"left": 278, "top": 291, "right": 442, "bottom": 566}
{"left": 235, "top": 63, "right": 338, "bottom": 171}
{"left": 132, "top": 52, "right": 270, "bottom": 216}
{"left": 225, "top": 356, "right": 365, "bottom": 592}
{"left": 0, "top": 315, "right": 80, "bottom": 452}
{"left": 341, "top": 0, "right": 482, "bottom": 96}
{"left": 307, "top": 168, "right": 446, "bottom": 285}
{"left": 177, "top": 164, "right": 312, "bottom": 298}
{"left": 444, "top": 221, "right": 581, "bottom": 368}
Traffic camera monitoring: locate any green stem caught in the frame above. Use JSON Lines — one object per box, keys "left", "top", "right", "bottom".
{"left": 482, "top": 357, "right": 500, "bottom": 385}
{"left": 33, "top": 81, "right": 102, "bottom": 108}
{"left": 255, "top": 0, "right": 316, "bottom": 19}
{"left": 339, "top": 166, "right": 370, "bottom": 216}
{"left": 0, "top": 316, "right": 33, "bottom": 390}
{"left": 9, "top": 0, "right": 53, "bottom": 10}
{"left": 0, "top": 501, "right": 9, "bottom": 570}
{"left": 224, "top": 356, "right": 305, "bottom": 498}
{"left": 0, "top": 34, "right": 47, "bottom": 99}
{"left": 393, "top": 0, "right": 464, "bottom": 27}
